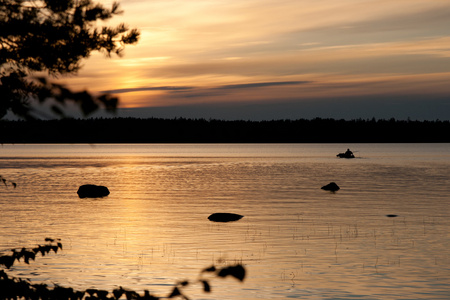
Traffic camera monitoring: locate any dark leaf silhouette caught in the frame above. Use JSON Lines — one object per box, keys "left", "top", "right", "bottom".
{"left": 0, "top": 255, "right": 15, "bottom": 269}
{"left": 23, "top": 250, "right": 36, "bottom": 264}
{"left": 179, "top": 280, "right": 190, "bottom": 287}
{"left": 168, "top": 287, "right": 181, "bottom": 298}
{"left": 36, "top": 245, "right": 52, "bottom": 256}
{"left": 96, "top": 289, "right": 109, "bottom": 299}
{"left": 201, "top": 280, "right": 211, "bottom": 293}
{"left": 86, "top": 288, "right": 99, "bottom": 296}
{"left": 142, "top": 290, "right": 159, "bottom": 300}
{"left": 125, "top": 290, "right": 140, "bottom": 300}
{"left": 53, "top": 285, "right": 75, "bottom": 299}
{"left": 202, "top": 265, "right": 216, "bottom": 273}
{"left": 217, "top": 265, "right": 246, "bottom": 282}
{"left": 112, "top": 287, "right": 125, "bottom": 299}
{"left": 168, "top": 286, "right": 190, "bottom": 299}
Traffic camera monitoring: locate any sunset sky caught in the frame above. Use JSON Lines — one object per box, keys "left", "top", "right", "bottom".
{"left": 64, "top": 0, "right": 450, "bottom": 120}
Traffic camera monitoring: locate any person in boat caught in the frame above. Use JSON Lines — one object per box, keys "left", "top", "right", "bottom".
{"left": 345, "top": 148, "right": 353, "bottom": 157}
{"left": 337, "top": 148, "right": 355, "bottom": 158}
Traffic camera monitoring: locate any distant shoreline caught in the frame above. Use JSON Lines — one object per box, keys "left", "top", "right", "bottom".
{"left": 1, "top": 117, "right": 449, "bottom": 143}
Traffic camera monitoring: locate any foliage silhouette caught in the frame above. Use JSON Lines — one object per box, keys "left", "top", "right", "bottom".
{"left": 0, "top": 239, "right": 246, "bottom": 300}
{"left": 0, "top": 238, "right": 62, "bottom": 270}
{"left": 0, "top": 0, "right": 139, "bottom": 119}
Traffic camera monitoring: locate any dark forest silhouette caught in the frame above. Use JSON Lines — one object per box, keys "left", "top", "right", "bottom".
{"left": 1, "top": 117, "right": 449, "bottom": 143}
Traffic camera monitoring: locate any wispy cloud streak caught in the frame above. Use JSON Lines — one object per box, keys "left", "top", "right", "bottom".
{"left": 216, "top": 81, "right": 312, "bottom": 90}
{"left": 102, "top": 86, "right": 194, "bottom": 94}
{"left": 103, "top": 81, "right": 312, "bottom": 94}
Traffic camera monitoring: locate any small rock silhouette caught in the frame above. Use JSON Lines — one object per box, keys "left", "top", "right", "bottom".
{"left": 208, "top": 213, "right": 244, "bottom": 222}
{"left": 321, "top": 182, "right": 340, "bottom": 192}
{"left": 77, "top": 184, "right": 110, "bottom": 198}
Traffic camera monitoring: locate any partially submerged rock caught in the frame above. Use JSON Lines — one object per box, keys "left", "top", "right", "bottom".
{"left": 321, "top": 182, "right": 340, "bottom": 192}
{"left": 77, "top": 184, "right": 110, "bottom": 198}
{"left": 208, "top": 213, "right": 244, "bottom": 222}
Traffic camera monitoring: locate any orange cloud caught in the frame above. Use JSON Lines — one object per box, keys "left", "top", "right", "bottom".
{"left": 56, "top": 0, "right": 450, "bottom": 115}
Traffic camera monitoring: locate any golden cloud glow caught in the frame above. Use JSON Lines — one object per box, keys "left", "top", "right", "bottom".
{"left": 62, "top": 0, "right": 450, "bottom": 115}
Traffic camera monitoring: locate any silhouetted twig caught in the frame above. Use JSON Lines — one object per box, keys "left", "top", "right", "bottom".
{"left": 0, "top": 175, "right": 17, "bottom": 188}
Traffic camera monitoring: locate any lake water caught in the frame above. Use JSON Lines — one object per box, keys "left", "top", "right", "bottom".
{"left": 1, "top": 144, "right": 449, "bottom": 299}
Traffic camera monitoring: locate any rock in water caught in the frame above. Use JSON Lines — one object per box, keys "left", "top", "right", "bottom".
{"left": 208, "top": 213, "right": 244, "bottom": 222}
{"left": 386, "top": 214, "right": 398, "bottom": 218}
{"left": 77, "top": 184, "right": 110, "bottom": 198}
{"left": 321, "top": 182, "right": 340, "bottom": 192}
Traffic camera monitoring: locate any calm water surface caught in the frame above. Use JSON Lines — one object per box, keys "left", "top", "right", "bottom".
{"left": 1, "top": 144, "right": 449, "bottom": 299}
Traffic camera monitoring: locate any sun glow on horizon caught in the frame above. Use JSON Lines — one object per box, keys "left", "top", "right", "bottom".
{"left": 61, "top": 0, "right": 450, "bottom": 118}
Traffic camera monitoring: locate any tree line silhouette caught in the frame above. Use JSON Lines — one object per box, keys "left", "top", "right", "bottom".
{"left": 1, "top": 117, "right": 449, "bottom": 143}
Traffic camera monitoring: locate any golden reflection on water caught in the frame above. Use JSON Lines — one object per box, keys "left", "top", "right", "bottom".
{"left": 1, "top": 144, "right": 450, "bottom": 299}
